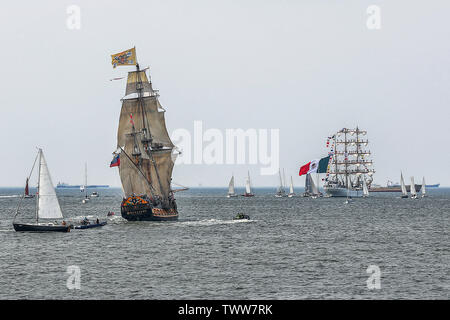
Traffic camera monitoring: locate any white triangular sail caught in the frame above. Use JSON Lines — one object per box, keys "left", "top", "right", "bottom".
{"left": 289, "top": 176, "right": 294, "bottom": 194}
{"left": 37, "top": 150, "right": 63, "bottom": 219}
{"left": 362, "top": 178, "right": 369, "bottom": 197}
{"left": 228, "top": 175, "right": 235, "bottom": 195}
{"left": 276, "top": 169, "right": 285, "bottom": 195}
{"left": 311, "top": 174, "right": 319, "bottom": 195}
{"left": 245, "top": 171, "right": 252, "bottom": 194}
{"left": 400, "top": 172, "right": 407, "bottom": 196}
{"left": 410, "top": 176, "right": 417, "bottom": 196}
{"left": 421, "top": 177, "right": 426, "bottom": 196}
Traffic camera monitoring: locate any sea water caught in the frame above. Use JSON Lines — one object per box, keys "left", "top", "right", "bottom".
{"left": 0, "top": 187, "right": 448, "bottom": 299}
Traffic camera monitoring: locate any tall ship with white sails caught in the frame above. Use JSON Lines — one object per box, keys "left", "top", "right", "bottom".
{"left": 112, "top": 48, "right": 178, "bottom": 221}
{"left": 324, "top": 127, "right": 375, "bottom": 197}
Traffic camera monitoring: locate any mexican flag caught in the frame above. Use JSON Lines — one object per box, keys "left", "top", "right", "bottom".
{"left": 299, "top": 156, "right": 330, "bottom": 176}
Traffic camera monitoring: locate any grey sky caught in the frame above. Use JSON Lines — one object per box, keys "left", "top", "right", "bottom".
{"left": 1, "top": 0, "right": 449, "bottom": 188}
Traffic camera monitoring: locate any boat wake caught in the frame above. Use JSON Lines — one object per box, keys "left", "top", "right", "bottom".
{"left": 0, "top": 195, "right": 21, "bottom": 198}
{"left": 178, "top": 218, "right": 255, "bottom": 227}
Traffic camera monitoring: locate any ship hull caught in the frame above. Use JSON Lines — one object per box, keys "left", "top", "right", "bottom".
{"left": 121, "top": 204, "right": 178, "bottom": 221}
{"left": 324, "top": 186, "right": 362, "bottom": 198}
{"left": 13, "top": 223, "right": 71, "bottom": 232}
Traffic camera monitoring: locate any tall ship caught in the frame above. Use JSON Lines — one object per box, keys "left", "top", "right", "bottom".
{"left": 324, "top": 127, "right": 375, "bottom": 197}
{"left": 111, "top": 48, "right": 178, "bottom": 221}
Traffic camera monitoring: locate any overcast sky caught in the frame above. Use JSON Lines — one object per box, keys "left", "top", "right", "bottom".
{"left": 1, "top": 0, "right": 449, "bottom": 188}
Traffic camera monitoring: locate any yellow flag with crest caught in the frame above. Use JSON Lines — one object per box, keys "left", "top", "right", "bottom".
{"left": 111, "top": 47, "right": 137, "bottom": 68}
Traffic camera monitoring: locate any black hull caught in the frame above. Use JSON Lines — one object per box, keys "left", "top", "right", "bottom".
{"left": 13, "top": 223, "right": 71, "bottom": 232}
{"left": 121, "top": 204, "right": 178, "bottom": 221}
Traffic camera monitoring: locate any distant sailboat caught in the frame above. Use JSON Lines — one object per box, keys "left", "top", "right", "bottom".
{"left": 275, "top": 169, "right": 286, "bottom": 197}
{"left": 310, "top": 174, "right": 319, "bottom": 199}
{"left": 82, "top": 163, "right": 90, "bottom": 204}
{"left": 362, "top": 178, "right": 369, "bottom": 198}
{"left": 24, "top": 178, "right": 34, "bottom": 198}
{"left": 421, "top": 177, "right": 427, "bottom": 198}
{"left": 410, "top": 176, "right": 417, "bottom": 199}
{"left": 400, "top": 172, "right": 408, "bottom": 198}
{"left": 13, "top": 149, "right": 72, "bottom": 232}
{"left": 242, "top": 171, "right": 254, "bottom": 197}
{"left": 227, "top": 174, "right": 237, "bottom": 198}
{"left": 344, "top": 176, "right": 352, "bottom": 204}
{"left": 288, "top": 176, "right": 295, "bottom": 198}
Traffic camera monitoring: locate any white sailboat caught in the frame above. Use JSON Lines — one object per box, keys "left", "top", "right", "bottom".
{"left": 400, "top": 172, "right": 408, "bottom": 198}
{"left": 13, "top": 149, "right": 72, "bottom": 232}
{"left": 362, "top": 177, "right": 369, "bottom": 198}
{"left": 421, "top": 177, "right": 427, "bottom": 198}
{"left": 410, "top": 176, "right": 417, "bottom": 199}
{"left": 227, "top": 174, "right": 237, "bottom": 198}
{"left": 288, "top": 176, "right": 295, "bottom": 197}
{"left": 82, "top": 163, "right": 90, "bottom": 203}
{"left": 344, "top": 175, "right": 352, "bottom": 204}
{"left": 310, "top": 174, "right": 319, "bottom": 199}
{"left": 275, "top": 169, "right": 286, "bottom": 197}
{"left": 242, "top": 171, "right": 254, "bottom": 197}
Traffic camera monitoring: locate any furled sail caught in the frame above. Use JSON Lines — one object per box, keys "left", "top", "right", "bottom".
{"left": 38, "top": 150, "right": 63, "bottom": 219}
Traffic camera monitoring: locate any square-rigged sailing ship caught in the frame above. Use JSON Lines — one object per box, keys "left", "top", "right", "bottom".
{"left": 111, "top": 48, "right": 178, "bottom": 221}
{"left": 324, "top": 127, "right": 375, "bottom": 197}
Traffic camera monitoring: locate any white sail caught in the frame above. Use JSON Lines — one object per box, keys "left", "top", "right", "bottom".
{"left": 421, "top": 177, "right": 426, "bottom": 196}
{"left": 245, "top": 171, "right": 252, "bottom": 194}
{"left": 228, "top": 175, "right": 235, "bottom": 195}
{"left": 289, "top": 176, "right": 294, "bottom": 194}
{"left": 276, "top": 169, "right": 285, "bottom": 194}
{"left": 410, "top": 177, "right": 417, "bottom": 196}
{"left": 400, "top": 172, "right": 407, "bottom": 196}
{"left": 362, "top": 178, "right": 369, "bottom": 197}
{"left": 311, "top": 174, "right": 319, "bottom": 195}
{"left": 37, "top": 150, "right": 63, "bottom": 219}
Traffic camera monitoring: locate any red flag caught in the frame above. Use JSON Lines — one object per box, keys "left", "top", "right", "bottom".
{"left": 299, "top": 162, "right": 311, "bottom": 176}
{"left": 130, "top": 113, "right": 134, "bottom": 126}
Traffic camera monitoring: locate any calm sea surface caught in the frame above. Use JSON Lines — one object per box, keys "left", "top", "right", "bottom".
{"left": 0, "top": 187, "right": 448, "bottom": 299}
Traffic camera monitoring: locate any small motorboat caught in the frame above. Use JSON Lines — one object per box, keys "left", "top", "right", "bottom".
{"left": 91, "top": 192, "right": 99, "bottom": 197}
{"left": 74, "top": 221, "right": 107, "bottom": 229}
{"left": 233, "top": 213, "right": 250, "bottom": 220}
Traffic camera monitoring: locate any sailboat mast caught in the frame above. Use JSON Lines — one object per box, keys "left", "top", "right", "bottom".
{"left": 85, "top": 162, "right": 88, "bottom": 198}
{"left": 35, "top": 149, "right": 42, "bottom": 223}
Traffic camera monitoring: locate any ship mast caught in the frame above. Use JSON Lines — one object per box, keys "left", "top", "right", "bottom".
{"left": 134, "top": 64, "right": 170, "bottom": 205}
